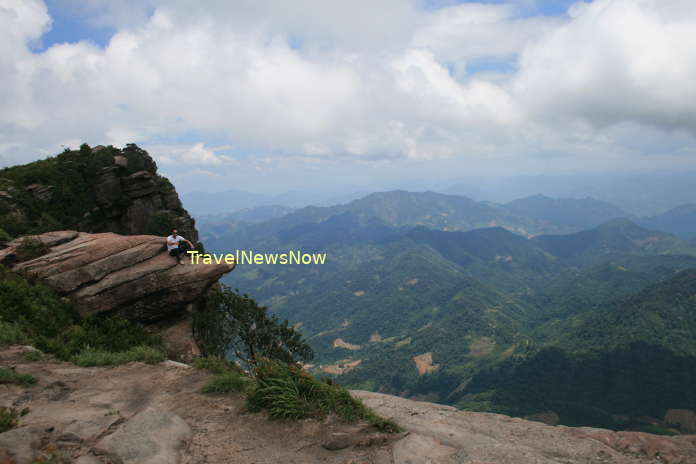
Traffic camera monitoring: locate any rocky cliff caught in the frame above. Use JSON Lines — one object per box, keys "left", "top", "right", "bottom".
{"left": 1, "top": 346, "right": 695, "bottom": 464}
{"left": 0, "top": 230, "right": 234, "bottom": 360}
{"left": 0, "top": 143, "right": 197, "bottom": 242}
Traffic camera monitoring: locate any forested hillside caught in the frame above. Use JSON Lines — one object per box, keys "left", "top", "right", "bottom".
{"left": 205, "top": 192, "right": 696, "bottom": 431}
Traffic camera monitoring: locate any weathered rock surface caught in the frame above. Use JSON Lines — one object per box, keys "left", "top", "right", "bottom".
{"left": 96, "top": 408, "right": 192, "bottom": 464}
{"left": 353, "top": 390, "right": 696, "bottom": 464}
{"left": 0, "top": 231, "right": 234, "bottom": 359}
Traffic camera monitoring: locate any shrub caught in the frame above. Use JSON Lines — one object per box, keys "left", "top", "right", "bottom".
{"left": 202, "top": 371, "right": 252, "bottom": 394}
{"left": 0, "top": 227, "right": 11, "bottom": 242}
{"left": 71, "top": 345, "right": 166, "bottom": 367}
{"left": 247, "top": 359, "right": 400, "bottom": 432}
{"left": 0, "top": 407, "right": 19, "bottom": 433}
{"left": 0, "top": 367, "right": 37, "bottom": 386}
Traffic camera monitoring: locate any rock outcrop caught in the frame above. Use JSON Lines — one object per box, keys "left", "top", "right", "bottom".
{"left": 0, "top": 143, "right": 198, "bottom": 242}
{"left": 354, "top": 391, "right": 696, "bottom": 464}
{"left": 0, "top": 231, "right": 234, "bottom": 359}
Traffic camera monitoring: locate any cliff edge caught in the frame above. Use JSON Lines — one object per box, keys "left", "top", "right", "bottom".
{"left": 0, "top": 346, "right": 695, "bottom": 464}
{"left": 0, "top": 230, "right": 234, "bottom": 360}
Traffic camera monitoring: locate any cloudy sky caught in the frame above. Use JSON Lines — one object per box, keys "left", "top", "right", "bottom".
{"left": 1, "top": 0, "right": 695, "bottom": 194}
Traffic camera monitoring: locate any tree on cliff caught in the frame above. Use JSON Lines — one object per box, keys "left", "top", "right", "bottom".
{"left": 193, "top": 285, "right": 313, "bottom": 371}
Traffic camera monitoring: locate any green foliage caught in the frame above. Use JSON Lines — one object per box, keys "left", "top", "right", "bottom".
{"left": 193, "top": 285, "right": 313, "bottom": 370}
{"left": 0, "top": 265, "right": 164, "bottom": 360}
{"left": 71, "top": 345, "right": 166, "bottom": 367}
{"left": 0, "top": 227, "right": 11, "bottom": 241}
{"left": 0, "top": 406, "right": 19, "bottom": 433}
{"left": 0, "top": 320, "right": 29, "bottom": 346}
{"left": 193, "top": 356, "right": 241, "bottom": 374}
{"left": 0, "top": 143, "right": 172, "bottom": 238}
{"left": 0, "top": 367, "right": 37, "bottom": 386}
{"left": 15, "top": 236, "right": 49, "bottom": 261}
{"left": 202, "top": 371, "right": 252, "bottom": 394}
{"left": 247, "top": 359, "right": 400, "bottom": 432}
{"left": 22, "top": 349, "right": 45, "bottom": 362}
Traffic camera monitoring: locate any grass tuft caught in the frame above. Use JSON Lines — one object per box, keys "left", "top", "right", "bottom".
{"left": 193, "top": 356, "right": 242, "bottom": 374}
{"left": 0, "top": 406, "right": 19, "bottom": 433}
{"left": 0, "top": 320, "right": 28, "bottom": 347}
{"left": 246, "top": 359, "right": 400, "bottom": 432}
{"left": 0, "top": 367, "right": 37, "bottom": 386}
{"left": 22, "top": 349, "right": 46, "bottom": 362}
{"left": 202, "top": 371, "right": 252, "bottom": 394}
{"left": 71, "top": 345, "right": 166, "bottom": 367}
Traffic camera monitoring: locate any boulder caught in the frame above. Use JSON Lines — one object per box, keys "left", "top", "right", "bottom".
{"left": 0, "top": 230, "right": 234, "bottom": 360}
{"left": 95, "top": 408, "right": 191, "bottom": 464}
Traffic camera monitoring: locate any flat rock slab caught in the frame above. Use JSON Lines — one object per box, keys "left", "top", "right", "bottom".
{"left": 97, "top": 408, "right": 192, "bottom": 464}
{"left": 352, "top": 390, "right": 696, "bottom": 464}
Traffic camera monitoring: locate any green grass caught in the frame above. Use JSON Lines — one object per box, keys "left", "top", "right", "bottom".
{"left": 21, "top": 349, "right": 46, "bottom": 362}
{"left": 0, "top": 265, "right": 165, "bottom": 361}
{"left": 202, "top": 371, "right": 252, "bottom": 394}
{"left": 0, "top": 367, "right": 37, "bottom": 386}
{"left": 0, "top": 320, "right": 29, "bottom": 346}
{"left": 193, "top": 356, "right": 242, "bottom": 374}
{"left": 71, "top": 345, "right": 166, "bottom": 367}
{"left": 246, "top": 359, "right": 400, "bottom": 432}
{"left": 0, "top": 407, "right": 19, "bottom": 433}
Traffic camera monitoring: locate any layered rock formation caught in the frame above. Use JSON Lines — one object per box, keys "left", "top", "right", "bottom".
{"left": 0, "top": 230, "right": 234, "bottom": 359}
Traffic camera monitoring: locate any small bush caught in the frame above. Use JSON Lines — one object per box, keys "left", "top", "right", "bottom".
{"left": 0, "top": 367, "right": 37, "bottom": 386}
{"left": 202, "top": 372, "right": 252, "bottom": 394}
{"left": 247, "top": 359, "right": 400, "bottom": 432}
{"left": 71, "top": 345, "right": 166, "bottom": 367}
{"left": 0, "top": 406, "right": 19, "bottom": 433}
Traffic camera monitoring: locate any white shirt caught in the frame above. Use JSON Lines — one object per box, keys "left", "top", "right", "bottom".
{"left": 167, "top": 234, "right": 185, "bottom": 251}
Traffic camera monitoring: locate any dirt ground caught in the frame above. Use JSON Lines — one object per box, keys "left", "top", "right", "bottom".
{"left": 0, "top": 346, "right": 397, "bottom": 464}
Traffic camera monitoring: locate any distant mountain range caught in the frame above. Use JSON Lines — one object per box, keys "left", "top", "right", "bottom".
{"left": 201, "top": 190, "right": 696, "bottom": 432}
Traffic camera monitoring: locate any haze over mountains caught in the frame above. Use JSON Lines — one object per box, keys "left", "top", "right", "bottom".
{"left": 185, "top": 170, "right": 696, "bottom": 218}
{"left": 199, "top": 189, "right": 696, "bottom": 432}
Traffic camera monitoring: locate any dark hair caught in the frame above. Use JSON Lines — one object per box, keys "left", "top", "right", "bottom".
{"left": 171, "top": 228, "right": 178, "bottom": 234}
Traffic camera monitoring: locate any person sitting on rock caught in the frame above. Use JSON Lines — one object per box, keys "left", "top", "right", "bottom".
{"left": 166, "top": 228, "right": 194, "bottom": 265}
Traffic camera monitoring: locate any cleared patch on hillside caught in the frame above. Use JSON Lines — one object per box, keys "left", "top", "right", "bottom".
{"left": 334, "top": 338, "right": 362, "bottom": 351}
{"left": 468, "top": 337, "right": 495, "bottom": 357}
{"left": 370, "top": 332, "right": 382, "bottom": 343}
{"left": 413, "top": 352, "right": 439, "bottom": 375}
{"left": 321, "top": 359, "right": 362, "bottom": 375}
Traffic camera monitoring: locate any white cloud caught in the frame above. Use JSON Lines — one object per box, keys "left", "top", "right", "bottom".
{"left": 0, "top": 0, "right": 695, "bottom": 182}
{"left": 148, "top": 143, "right": 238, "bottom": 166}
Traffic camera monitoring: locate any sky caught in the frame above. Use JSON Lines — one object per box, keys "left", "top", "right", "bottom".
{"left": 1, "top": 0, "right": 695, "bottom": 194}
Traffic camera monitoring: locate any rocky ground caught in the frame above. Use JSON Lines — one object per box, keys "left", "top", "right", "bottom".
{"left": 2, "top": 346, "right": 696, "bottom": 464}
